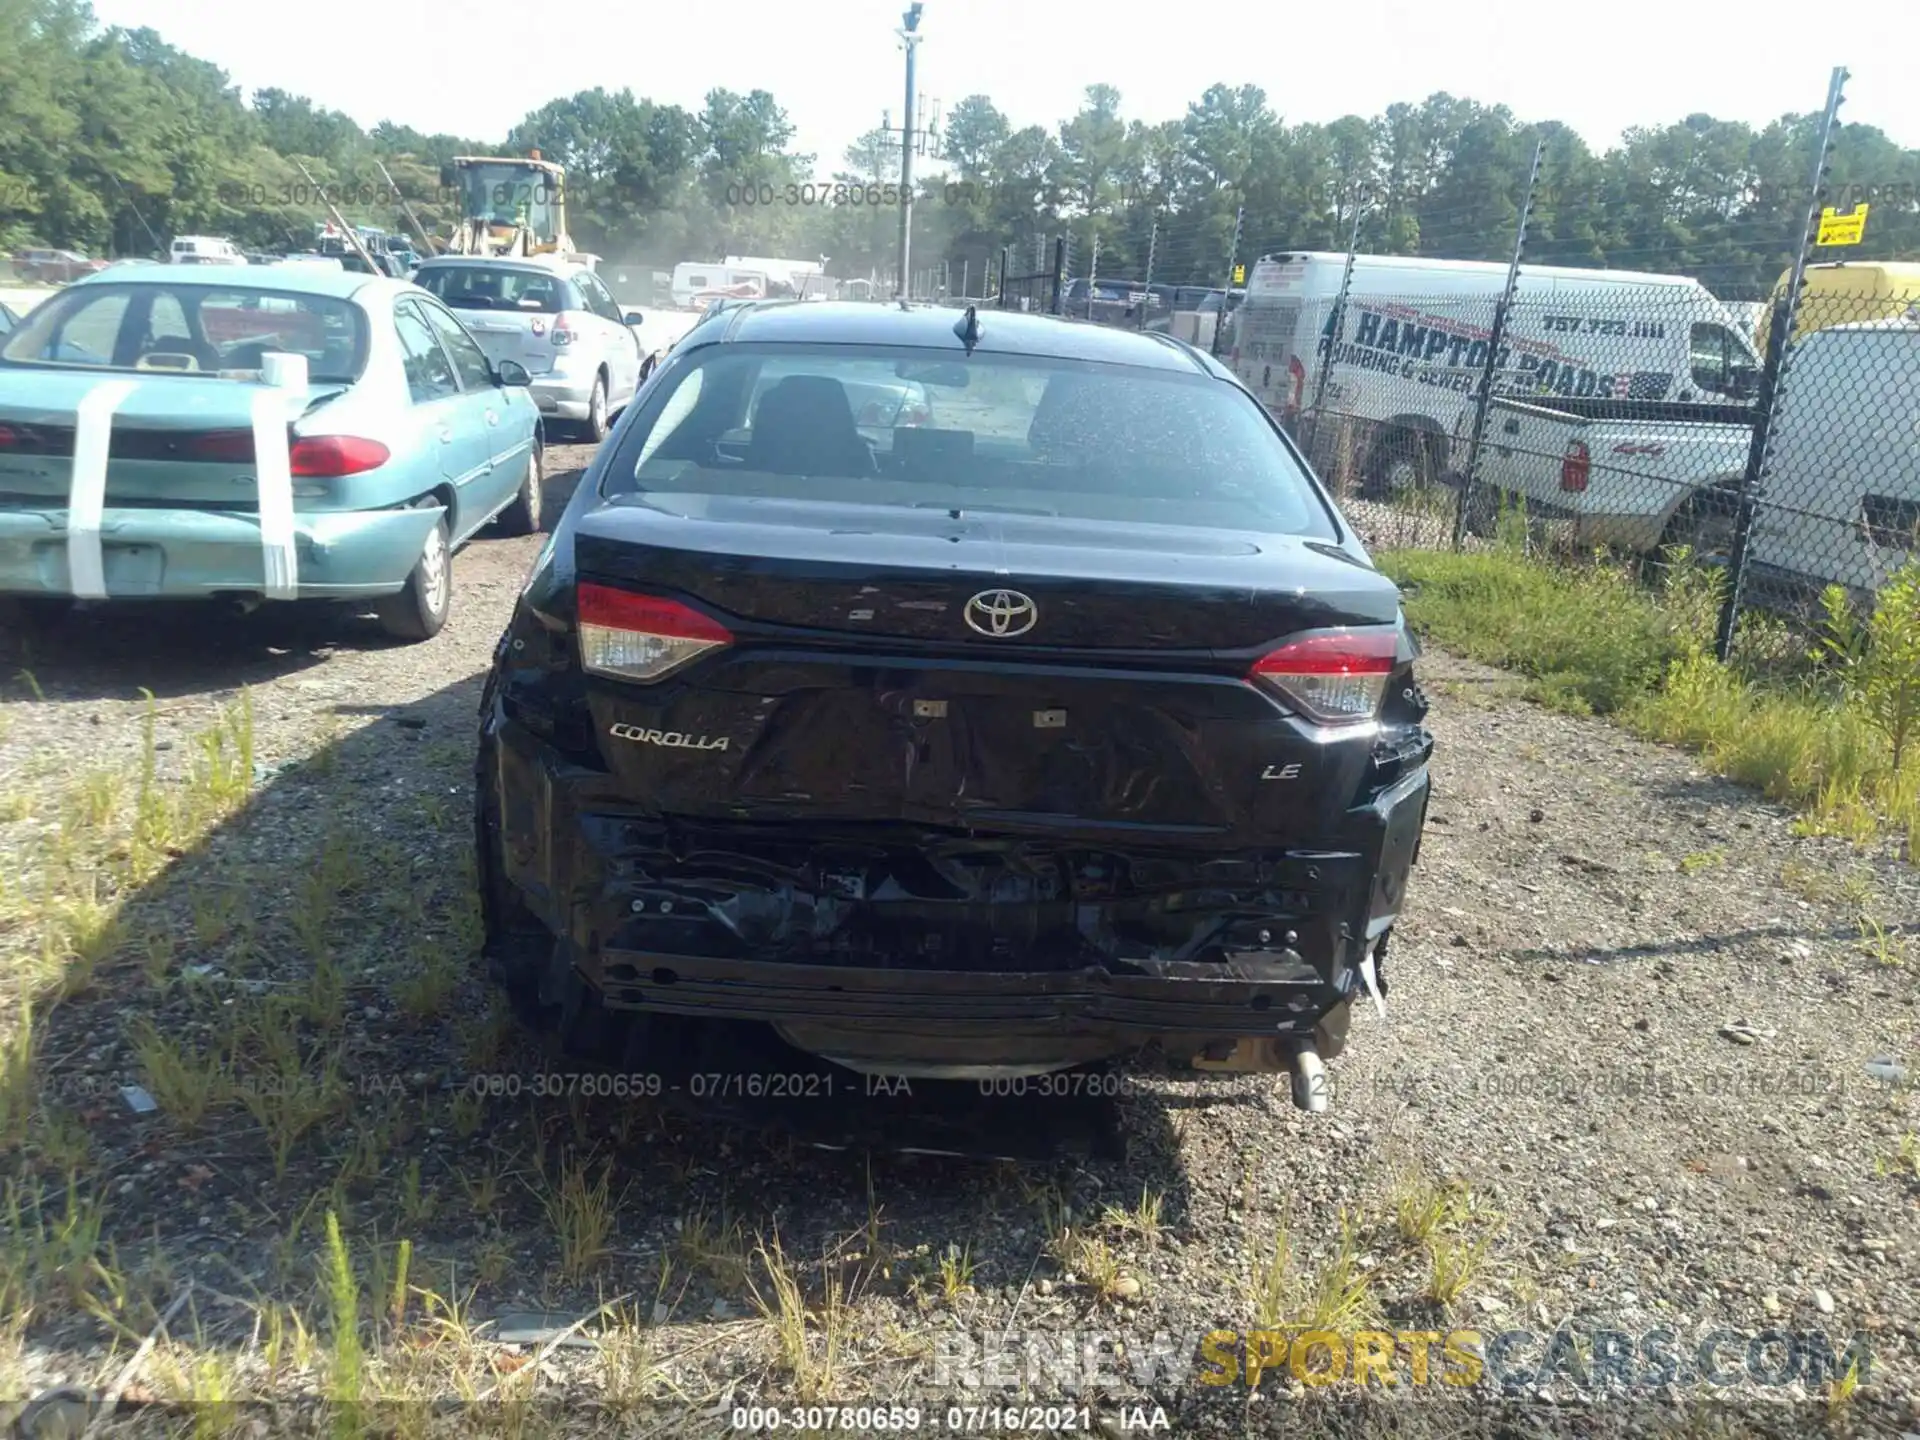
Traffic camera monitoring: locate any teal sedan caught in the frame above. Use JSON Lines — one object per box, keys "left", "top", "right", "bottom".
{"left": 0, "top": 266, "right": 545, "bottom": 640}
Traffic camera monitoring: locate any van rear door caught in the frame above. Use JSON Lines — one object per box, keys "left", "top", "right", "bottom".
{"left": 1233, "top": 257, "right": 1313, "bottom": 421}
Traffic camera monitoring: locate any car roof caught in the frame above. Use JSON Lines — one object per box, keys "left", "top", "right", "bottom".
{"left": 414, "top": 255, "right": 583, "bottom": 275}
{"left": 64, "top": 264, "right": 404, "bottom": 304}
{"left": 678, "top": 300, "right": 1228, "bottom": 375}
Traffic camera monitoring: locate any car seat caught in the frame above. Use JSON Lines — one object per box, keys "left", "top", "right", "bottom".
{"left": 742, "top": 376, "right": 874, "bottom": 477}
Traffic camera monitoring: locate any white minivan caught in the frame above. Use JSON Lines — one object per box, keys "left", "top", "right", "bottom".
{"left": 169, "top": 236, "right": 246, "bottom": 266}
{"left": 1228, "top": 252, "right": 1759, "bottom": 494}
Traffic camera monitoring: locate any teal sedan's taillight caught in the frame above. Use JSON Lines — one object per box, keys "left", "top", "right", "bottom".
{"left": 289, "top": 436, "right": 390, "bottom": 477}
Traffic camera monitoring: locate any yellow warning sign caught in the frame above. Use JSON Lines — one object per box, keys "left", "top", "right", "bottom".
{"left": 1817, "top": 204, "right": 1868, "bottom": 246}
{"left": 1232, "top": 264, "right": 1246, "bottom": 285}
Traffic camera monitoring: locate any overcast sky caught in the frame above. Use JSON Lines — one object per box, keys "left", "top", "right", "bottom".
{"left": 89, "top": 0, "right": 1915, "bottom": 168}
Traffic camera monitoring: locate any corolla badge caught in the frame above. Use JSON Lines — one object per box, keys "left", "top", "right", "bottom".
{"left": 964, "top": 589, "right": 1038, "bottom": 638}
{"left": 609, "top": 725, "right": 729, "bottom": 751}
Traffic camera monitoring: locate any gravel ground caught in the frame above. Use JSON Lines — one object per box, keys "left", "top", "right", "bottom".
{"left": 0, "top": 444, "right": 1916, "bottom": 1436}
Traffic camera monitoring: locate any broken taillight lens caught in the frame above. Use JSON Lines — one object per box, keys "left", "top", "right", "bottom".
{"left": 577, "top": 582, "right": 733, "bottom": 682}
{"left": 1249, "top": 627, "right": 1400, "bottom": 725}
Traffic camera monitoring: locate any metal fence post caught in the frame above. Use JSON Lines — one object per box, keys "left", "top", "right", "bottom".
{"left": 1306, "top": 198, "right": 1366, "bottom": 456}
{"left": 1713, "top": 65, "right": 1849, "bottom": 662}
{"left": 1140, "top": 218, "right": 1158, "bottom": 329}
{"left": 1452, "top": 137, "right": 1544, "bottom": 551}
{"left": 1049, "top": 236, "right": 1067, "bottom": 314}
{"left": 1211, "top": 205, "right": 1243, "bottom": 356}
{"left": 997, "top": 246, "right": 1010, "bottom": 309}
{"left": 1087, "top": 232, "right": 1100, "bottom": 318}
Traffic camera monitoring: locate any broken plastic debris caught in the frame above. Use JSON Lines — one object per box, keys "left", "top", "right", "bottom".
{"left": 120, "top": 1085, "right": 158, "bottom": 1114}
{"left": 1359, "top": 950, "right": 1387, "bottom": 1021}
{"left": 1863, "top": 1056, "right": 1906, "bottom": 1084}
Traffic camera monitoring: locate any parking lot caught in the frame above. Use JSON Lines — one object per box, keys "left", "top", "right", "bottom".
{"left": 2, "top": 429, "right": 1916, "bottom": 1431}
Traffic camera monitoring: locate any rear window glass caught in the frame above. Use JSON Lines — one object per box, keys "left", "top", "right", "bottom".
{"left": 0, "top": 282, "right": 369, "bottom": 384}
{"left": 415, "top": 265, "right": 569, "bottom": 313}
{"left": 602, "top": 344, "right": 1336, "bottom": 538}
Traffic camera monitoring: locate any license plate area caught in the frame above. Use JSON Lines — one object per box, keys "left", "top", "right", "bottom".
{"left": 35, "top": 540, "right": 166, "bottom": 595}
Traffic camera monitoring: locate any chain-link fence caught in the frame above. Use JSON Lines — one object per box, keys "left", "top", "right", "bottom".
{"left": 972, "top": 68, "right": 1919, "bottom": 657}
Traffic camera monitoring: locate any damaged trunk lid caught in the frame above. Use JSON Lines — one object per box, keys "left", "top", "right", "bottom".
{"left": 569, "top": 493, "right": 1403, "bottom": 844}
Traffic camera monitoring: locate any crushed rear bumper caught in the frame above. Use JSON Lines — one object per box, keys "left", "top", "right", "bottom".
{"left": 482, "top": 696, "right": 1429, "bottom": 1071}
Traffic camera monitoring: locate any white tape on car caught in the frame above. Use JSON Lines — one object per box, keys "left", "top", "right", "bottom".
{"left": 65, "top": 379, "right": 141, "bottom": 599}
{"left": 250, "top": 384, "right": 299, "bottom": 600}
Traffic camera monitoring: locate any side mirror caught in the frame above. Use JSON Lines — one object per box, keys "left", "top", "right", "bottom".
{"left": 623, "top": 311, "right": 644, "bottom": 327}
{"left": 495, "top": 359, "right": 532, "bottom": 387}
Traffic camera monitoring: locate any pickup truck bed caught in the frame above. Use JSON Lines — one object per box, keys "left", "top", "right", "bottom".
{"left": 1456, "top": 395, "right": 1756, "bottom": 553}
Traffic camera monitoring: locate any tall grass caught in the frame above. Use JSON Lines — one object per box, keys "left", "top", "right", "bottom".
{"left": 1379, "top": 545, "right": 1920, "bottom": 853}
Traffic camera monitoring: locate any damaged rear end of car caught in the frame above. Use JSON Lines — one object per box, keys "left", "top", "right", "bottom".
{"left": 476, "top": 302, "right": 1432, "bottom": 1110}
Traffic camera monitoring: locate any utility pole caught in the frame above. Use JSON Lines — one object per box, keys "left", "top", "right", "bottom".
{"left": 895, "top": 3, "right": 925, "bottom": 301}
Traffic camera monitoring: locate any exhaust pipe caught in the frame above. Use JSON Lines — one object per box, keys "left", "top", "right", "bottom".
{"left": 1287, "top": 1040, "right": 1329, "bottom": 1114}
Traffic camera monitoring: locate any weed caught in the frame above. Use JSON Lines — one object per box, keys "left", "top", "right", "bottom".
{"left": 0, "top": 1003, "right": 36, "bottom": 1151}
{"left": 1249, "top": 1225, "right": 1292, "bottom": 1330}
{"left": 323, "top": 1211, "right": 365, "bottom": 1424}
{"left": 1857, "top": 915, "right": 1909, "bottom": 968}
{"left": 399, "top": 1159, "right": 437, "bottom": 1227}
{"left": 679, "top": 1207, "right": 751, "bottom": 1290}
{"left": 1300, "top": 1211, "right": 1380, "bottom": 1332}
{"left": 1099, "top": 1186, "right": 1165, "bottom": 1246}
{"left": 539, "top": 1153, "right": 616, "bottom": 1280}
{"left": 129, "top": 1021, "right": 232, "bottom": 1130}
{"left": 937, "top": 1244, "right": 974, "bottom": 1302}
{"left": 1426, "top": 1230, "right": 1494, "bottom": 1308}
{"left": 751, "top": 1232, "right": 846, "bottom": 1402}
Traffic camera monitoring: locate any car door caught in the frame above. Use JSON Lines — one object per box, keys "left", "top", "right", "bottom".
{"left": 578, "top": 271, "right": 641, "bottom": 405}
{"left": 414, "top": 297, "right": 508, "bottom": 539}
{"left": 393, "top": 298, "right": 489, "bottom": 509}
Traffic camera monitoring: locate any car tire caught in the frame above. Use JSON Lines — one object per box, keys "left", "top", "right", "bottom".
{"left": 473, "top": 696, "right": 657, "bottom": 1065}
{"left": 374, "top": 502, "right": 451, "bottom": 641}
{"left": 495, "top": 441, "right": 544, "bottom": 537}
{"left": 1658, "top": 488, "right": 1741, "bottom": 573}
{"left": 1362, "top": 429, "right": 1435, "bottom": 503}
{"left": 579, "top": 375, "right": 609, "bottom": 443}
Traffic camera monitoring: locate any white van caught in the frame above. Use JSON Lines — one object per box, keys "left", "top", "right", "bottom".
{"left": 170, "top": 236, "right": 246, "bottom": 266}
{"left": 1749, "top": 316, "right": 1920, "bottom": 604}
{"left": 669, "top": 262, "right": 769, "bottom": 309}
{"left": 1229, "top": 252, "right": 1759, "bottom": 490}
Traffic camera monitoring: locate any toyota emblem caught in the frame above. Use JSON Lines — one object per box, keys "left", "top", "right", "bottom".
{"left": 964, "top": 589, "right": 1038, "bottom": 638}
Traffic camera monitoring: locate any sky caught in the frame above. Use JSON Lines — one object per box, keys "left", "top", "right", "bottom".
{"left": 89, "top": 0, "right": 1918, "bottom": 169}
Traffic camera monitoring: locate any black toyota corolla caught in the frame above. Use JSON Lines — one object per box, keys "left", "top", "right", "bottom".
{"left": 475, "top": 300, "right": 1431, "bottom": 1114}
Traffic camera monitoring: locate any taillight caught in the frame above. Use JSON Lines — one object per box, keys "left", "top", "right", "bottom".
{"left": 1561, "top": 441, "right": 1590, "bottom": 493}
{"left": 289, "top": 436, "right": 390, "bottom": 477}
{"left": 1288, "top": 355, "right": 1307, "bottom": 411}
{"left": 577, "top": 583, "right": 732, "bottom": 682}
{"left": 0, "top": 426, "right": 17, "bottom": 449}
{"left": 551, "top": 312, "right": 582, "bottom": 346}
{"left": 1249, "top": 627, "right": 1400, "bottom": 725}
{"left": 900, "top": 402, "right": 930, "bottom": 426}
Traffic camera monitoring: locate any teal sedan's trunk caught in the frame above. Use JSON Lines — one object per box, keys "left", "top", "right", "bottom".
{"left": 0, "top": 373, "right": 314, "bottom": 507}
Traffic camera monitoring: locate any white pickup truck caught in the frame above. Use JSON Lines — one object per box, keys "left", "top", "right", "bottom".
{"left": 1453, "top": 395, "right": 1757, "bottom": 559}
